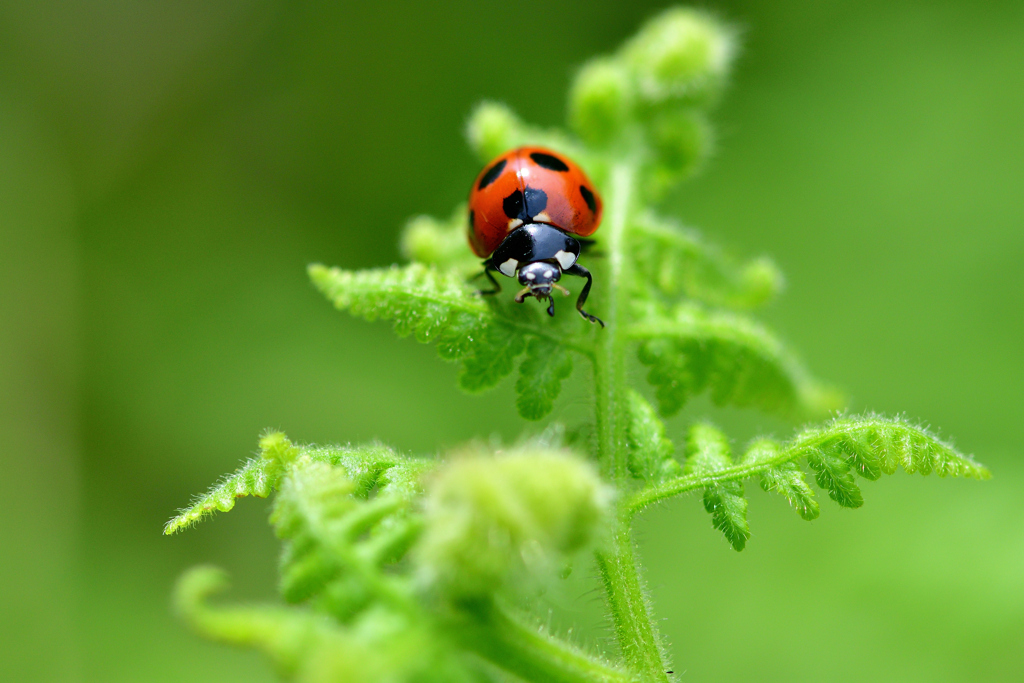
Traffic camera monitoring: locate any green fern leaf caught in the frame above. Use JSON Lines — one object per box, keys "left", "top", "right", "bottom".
{"left": 624, "top": 389, "right": 680, "bottom": 481}
{"left": 632, "top": 302, "right": 840, "bottom": 419}
{"left": 743, "top": 438, "right": 819, "bottom": 520}
{"left": 515, "top": 337, "right": 574, "bottom": 421}
{"left": 273, "top": 460, "right": 359, "bottom": 605}
{"left": 174, "top": 566, "right": 344, "bottom": 678}
{"left": 629, "top": 212, "right": 784, "bottom": 310}
{"left": 271, "top": 454, "right": 419, "bottom": 621}
{"left": 309, "top": 262, "right": 487, "bottom": 350}
{"left": 175, "top": 566, "right": 474, "bottom": 682}
{"left": 685, "top": 423, "right": 749, "bottom": 551}
{"left": 164, "top": 458, "right": 274, "bottom": 535}
{"left": 309, "top": 262, "right": 523, "bottom": 393}
{"left": 806, "top": 448, "right": 863, "bottom": 508}
{"left": 312, "top": 262, "right": 589, "bottom": 419}
{"left": 163, "top": 431, "right": 300, "bottom": 535}
{"left": 790, "top": 415, "right": 989, "bottom": 480}
{"left": 458, "top": 320, "right": 528, "bottom": 393}
{"left": 631, "top": 416, "right": 987, "bottom": 521}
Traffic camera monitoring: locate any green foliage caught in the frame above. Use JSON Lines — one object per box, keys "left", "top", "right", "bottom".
{"left": 175, "top": 566, "right": 475, "bottom": 683}
{"left": 630, "top": 415, "right": 988, "bottom": 526}
{"left": 632, "top": 301, "right": 841, "bottom": 419}
{"left": 168, "top": 7, "right": 989, "bottom": 683}
{"left": 164, "top": 431, "right": 298, "bottom": 535}
{"left": 628, "top": 212, "right": 784, "bottom": 310}
{"left": 416, "top": 448, "right": 611, "bottom": 600}
{"left": 309, "top": 263, "right": 581, "bottom": 417}
{"left": 624, "top": 390, "right": 680, "bottom": 482}
{"left": 685, "top": 423, "right": 749, "bottom": 551}
{"left": 516, "top": 337, "right": 575, "bottom": 421}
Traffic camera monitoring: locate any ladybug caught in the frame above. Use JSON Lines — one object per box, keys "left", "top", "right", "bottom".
{"left": 468, "top": 146, "right": 604, "bottom": 326}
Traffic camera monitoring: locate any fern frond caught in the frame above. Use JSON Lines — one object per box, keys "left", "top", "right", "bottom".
{"left": 629, "top": 213, "right": 784, "bottom": 310}
{"left": 270, "top": 450, "right": 423, "bottom": 619}
{"left": 629, "top": 416, "right": 988, "bottom": 539}
{"left": 516, "top": 337, "right": 574, "bottom": 421}
{"left": 684, "top": 423, "right": 749, "bottom": 551}
{"left": 743, "top": 439, "right": 819, "bottom": 520}
{"left": 165, "top": 434, "right": 420, "bottom": 535}
{"left": 164, "top": 431, "right": 300, "bottom": 535}
{"left": 631, "top": 302, "right": 840, "bottom": 419}
{"left": 174, "top": 566, "right": 344, "bottom": 678}
{"left": 175, "top": 567, "right": 475, "bottom": 683}
{"left": 309, "top": 262, "right": 487, "bottom": 349}
{"left": 164, "top": 457, "right": 275, "bottom": 535}
{"left": 624, "top": 389, "right": 680, "bottom": 482}
{"left": 310, "top": 263, "right": 588, "bottom": 419}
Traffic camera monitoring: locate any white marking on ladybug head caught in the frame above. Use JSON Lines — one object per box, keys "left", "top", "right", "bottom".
{"left": 555, "top": 250, "right": 576, "bottom": 270}
{"left": 534, "top": 211, "right": 551, "bottom": 223}
{"left": 507, "top": 218, "right": 524, "bottom": 232}
{"left": 499, "top": 258, "right": 518, "bottom": 277}
{"left": 544, "top": 269, "right": 554, "bottom": 279}
{"left": 525, "top": 271, "right": 535, "bottom": 280}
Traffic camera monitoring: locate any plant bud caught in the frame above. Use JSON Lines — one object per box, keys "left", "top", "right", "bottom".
{"left": 623, "top": 9, "right": 735, "bottom": 106}
{"left": 569, "top": 58, "right": 634, "bottom": 145}
{"left": 466, "top": 102, "right": 519, "bottom": 162}
{"left": 738, "top": 256, "right": 785, "bottom": 309}
{"left": 646, "top": 108, "right": 711, "bottom": 197}
{"left": 415, "top": 449, "right": 612, "bottom": 600}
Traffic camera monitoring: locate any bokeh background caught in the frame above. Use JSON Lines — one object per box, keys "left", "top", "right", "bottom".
{"left": 2, "top": 1, "right": 1021, "bottom": 681}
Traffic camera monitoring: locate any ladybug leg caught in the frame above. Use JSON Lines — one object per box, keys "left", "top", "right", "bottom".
{"left": 472, "top": 264, "right": 501, "bottom": 296}
{"left": 546, "top": 296, "right": 556, "bottom": 317}
{"left": 564, "top": 263, "right": 605, "bottom": 327}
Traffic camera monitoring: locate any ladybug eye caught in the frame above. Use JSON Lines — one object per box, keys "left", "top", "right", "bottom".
{"left": 529, "top": 152, "right": 570, "bottom": 172}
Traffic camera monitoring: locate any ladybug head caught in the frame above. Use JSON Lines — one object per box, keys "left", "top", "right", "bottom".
{"left": 516, "top": 261, "right": 561, "bottom": 298}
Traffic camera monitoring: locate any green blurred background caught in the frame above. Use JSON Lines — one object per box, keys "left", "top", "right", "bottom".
{"left": 2, "top": 1, "right": 1021, "bottom": 681}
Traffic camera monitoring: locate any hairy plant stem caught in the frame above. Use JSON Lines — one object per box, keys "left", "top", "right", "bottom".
{"left": 457, "top": 601, "right": 633, "bottom": 683}
{"left": 592, "top": 161, "right": 669, "bottom": 682}
{"left": 593, "top": 162, "right": 633, "bottom": 482}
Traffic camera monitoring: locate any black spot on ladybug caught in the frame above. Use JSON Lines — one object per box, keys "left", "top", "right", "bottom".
{"left": 478, "top": 158, "right": 507, "bottom": 190}
{"left": 468, "top": 209, "right": 474, "bottom": 228}
{"left": 523, "top": 186, "right": 548, "bottom": 215}
{"left": 579, "top": 185, "right": 597, "bottom": 213}
{"left": 503, "top": 189, "right": 524, "bottom": 219}
{"left": 504, "top": 187, "right": 549, "bottom": 221}
{"left": 529, "top": 152, "right": 569, "bottom": 172}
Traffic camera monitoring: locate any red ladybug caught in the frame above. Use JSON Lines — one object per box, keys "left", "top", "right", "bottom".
{"left": 468, "top": 146, "right": 604, "bottom": 325}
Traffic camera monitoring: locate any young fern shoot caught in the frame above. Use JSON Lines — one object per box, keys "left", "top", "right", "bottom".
{"left": 167, "top": 7, "right": 989, "bottom": 683}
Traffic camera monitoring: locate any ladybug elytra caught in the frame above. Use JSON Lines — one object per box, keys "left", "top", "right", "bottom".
{"left": 468, "top": 146, "right": 604, "bottom": 326}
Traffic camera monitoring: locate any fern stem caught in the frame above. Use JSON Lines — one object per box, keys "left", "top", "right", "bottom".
{"left": 595, "top": 523, "right": 669, "bottom": 682}
{"left": 628, "top": 461, "right": 784, "bottom": 517}
{"left": 592, "top": 160, "right": 670, "bottom": 681}
{"left": 593, "top": 161, "right": 634, "bottom": 481}
{"left": 456, "top": 600, "right": 634, "bottom": 683}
